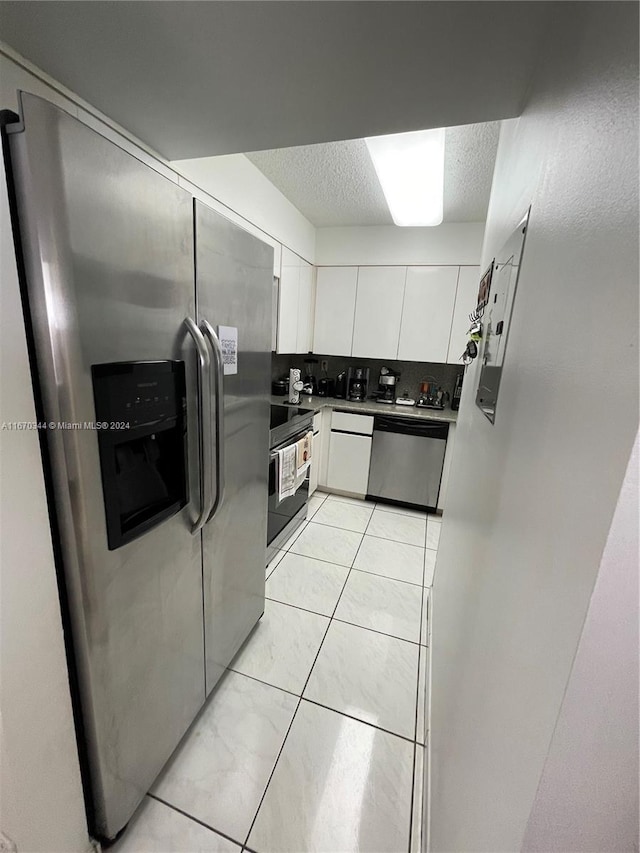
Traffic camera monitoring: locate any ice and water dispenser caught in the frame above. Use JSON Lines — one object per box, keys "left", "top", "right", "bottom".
{"left": 92, "top": 361, "right": 188, "bottom": 550}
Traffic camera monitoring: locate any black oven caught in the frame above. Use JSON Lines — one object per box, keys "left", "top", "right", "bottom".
{"left": 267, "top": 405, "right": 314, "bottom": 563}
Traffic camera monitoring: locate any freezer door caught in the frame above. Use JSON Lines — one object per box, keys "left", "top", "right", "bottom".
{"left": 194, "top": 200, "right": 272, "bottom": 694}
{"left": 7, "top": 94, "right": 205, "bottom": 838}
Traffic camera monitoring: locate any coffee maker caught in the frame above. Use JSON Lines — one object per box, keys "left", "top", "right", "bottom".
{"left": 347, "top": 367, "right": 369, "bottom": 402}
{"left": 374, "top": 367, "right": 398, "bottom": 403}
{"left": 335, "top": 371, "right": 347, "bottom": 399}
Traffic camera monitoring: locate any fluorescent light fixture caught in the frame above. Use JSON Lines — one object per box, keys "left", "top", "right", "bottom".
{"left": 365, "top": 128, "right": 445, "bottom": 226}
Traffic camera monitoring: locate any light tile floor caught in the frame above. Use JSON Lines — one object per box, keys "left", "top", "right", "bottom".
{"left": 113, "top": 491, "right": 441, "bottom": 853}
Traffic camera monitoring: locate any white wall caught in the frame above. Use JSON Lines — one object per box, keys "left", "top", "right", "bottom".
{"left": 429, "top": 4, "right": 638, "bottom": 852}
{"left": 315, "top": 223, "right": 484, "bottom": 266}
{"left": 0, "top": 154, "right": 91, "bottom": 852}
{"left": 171, "top": 154, "right": 316, "bottom": 263}
{"left": 522, "top": 431, "right": 639, "bottom": 853}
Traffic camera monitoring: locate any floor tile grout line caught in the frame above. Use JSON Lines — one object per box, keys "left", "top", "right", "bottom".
{"left": 296, "top": 515, "right": 429, "bottom": 550}
{"left": 264, "top": 593, "right": 338, "bottom": 620}
{"left": 303, "top": 518, "right": 370, "bottom": 537}
{"left": 408, "top": 515, "right": 427, "bottom": 853}
{"left": 331, "top": 615, "right": 421, "bottom": 646}
{"left": 252, "top": 497, "right": 423, "bottom": 851}
{"left": 240, "top": 695, "right": 303, "bottom": 850}
{"left": 280, "top": 522, "right": 307, "bottom": 553}
{"left": 242, "top": 533, "right": 362, "bottom": 850}
{"left": 350, "top": 565, "right": 425, "bottom": 589}
{"left": 270, "top": 549, "right": 356, "bottom": 572}
{"left": 311, "top": 517, "right": 373, "bottom": 535}
{"left": 226, "top": 666, "right": 301, "bottom": 700}
{"left": 414, "top": 500, "right": 427, "bottom": 853}
{"left": 363, "top": 532, "right": 427, "bottom": 549}
{"left": 148, "top": 793, "right": 246, "bottom": 850}
{"left": 408, "top": 741, "right": 418, "bottom": 853}
{"left": 300, "top": 695, "right": 418, "bottom": 746}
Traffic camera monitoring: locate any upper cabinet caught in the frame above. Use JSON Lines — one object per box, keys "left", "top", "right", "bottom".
{"left": 352, "top": 266, "right": 406, "bottom": 360}
{"left": 307, "top": 262, "right": 479, "bottom": 362}
{"left": 313, "top": 266, "right": 358, "bottom": 355}
{"left": 276, "top": 247, "right": 300, "bottom": 353}
{"left": 447, "top": 266, "right": 480, "bottom": 364}
{"left": 275, "top": 247, "right": 315, "bottom": 353}
{"left": 398, "top": 266, "right": 458, "bottom": 362}
{"left": 297, "top": 260, "right": 315, "bottom": 353}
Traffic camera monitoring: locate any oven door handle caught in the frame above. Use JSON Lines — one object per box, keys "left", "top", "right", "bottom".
{"left": 185, "top": 317, "right": 212, "bottom": 535}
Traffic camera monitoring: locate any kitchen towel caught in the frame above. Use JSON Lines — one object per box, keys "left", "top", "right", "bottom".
{"left": 277, "top": 443, "right": 297, "bottom": 501}
{"left": 296, "top": 431, "right": 313, "bottom": 474}
{"left": 277, "top": 431, "right": 313, "bottom": 502}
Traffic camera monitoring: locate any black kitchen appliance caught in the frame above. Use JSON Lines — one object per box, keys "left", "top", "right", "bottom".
{"left": 347, "top": 367, "right": 369, "bottom": 402}
{"left": 335, "top": 371, "right": 347, "bottom": 399}
{"left": 271, "top": 376, "right": 289, "bottom": 396}
{"left": 317, "top": 377, "right": 335, "bottom": 397}
{"left": 302, "top": 357, "right": 318, "bottom": 395}
{"left": 267, "top": 404, "right": 314, "bottom": 564}
{"left": 451, "top": 372, "right": 463, "bottom": 410}
{"left": 92, "top": 360, "right": 188, "bottom": 550}
{"left": 371, "top": 367, "right": 399, "bottom": 403}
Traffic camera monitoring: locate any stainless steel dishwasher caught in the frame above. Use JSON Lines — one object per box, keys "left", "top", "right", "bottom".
{"left": 367, "top": 415, "right": 449, "bottom": 510}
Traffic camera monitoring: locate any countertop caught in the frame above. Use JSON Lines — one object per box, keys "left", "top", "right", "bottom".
{"left": 270, "top": 394, "right": 458, "bottom": 424}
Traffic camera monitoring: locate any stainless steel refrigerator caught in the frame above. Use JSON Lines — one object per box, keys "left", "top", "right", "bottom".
{"left": 3, "top": 93, "right": 272, "bottom": 839}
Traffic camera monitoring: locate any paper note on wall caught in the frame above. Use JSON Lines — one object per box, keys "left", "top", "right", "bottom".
{"left": 218, "top": 326, "right": 238, "bottom": 375}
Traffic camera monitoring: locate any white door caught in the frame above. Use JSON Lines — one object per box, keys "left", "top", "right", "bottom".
{"left": 447, "top": 266, "right": 480, "bottom": 364}
{"left": 352, "top": 266, "right": 406, "bottom": 359}
{"left": 398, "top": 266, "right": 458, "bottom": 362}
{"left": 313, "top": 266, "right": 358, "bottom": 355}
{"left": 276, "top": 246, "right": 300, "bottom": 353}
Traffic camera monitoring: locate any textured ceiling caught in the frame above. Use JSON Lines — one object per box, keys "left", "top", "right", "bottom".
{"left": 246, "top": 122, "right": 500, "bottom": 226}
{"left": 0, "top": 2, "right": 551, "bottom": 158}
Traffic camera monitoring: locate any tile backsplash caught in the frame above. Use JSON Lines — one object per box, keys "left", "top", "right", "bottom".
{"left": 272, "top": 353, "right": 464, "bottom": 399}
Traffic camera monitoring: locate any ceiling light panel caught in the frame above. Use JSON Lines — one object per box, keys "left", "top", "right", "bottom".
{"left": 365, "top": 128, "right": 445, "bottom": 226}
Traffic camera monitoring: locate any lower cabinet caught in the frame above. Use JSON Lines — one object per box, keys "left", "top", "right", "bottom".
{"left": 326, "top": 412, "right": 374, "bottom": 495}
{"left": 326, "top": 433, "right": 372, "bottom": 495}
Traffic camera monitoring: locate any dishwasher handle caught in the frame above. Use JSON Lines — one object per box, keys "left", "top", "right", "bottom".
{"left": 373, "top": 415, "right": 449, "bottom": 440}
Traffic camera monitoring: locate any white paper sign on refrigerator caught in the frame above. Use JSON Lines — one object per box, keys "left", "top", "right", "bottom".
{"left": 218, "top": 326, "right": 238, "bottom": 375}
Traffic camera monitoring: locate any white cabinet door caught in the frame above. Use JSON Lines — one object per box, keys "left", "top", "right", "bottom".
{"left": 447, "top": 266, "right": 480, "bottom": 364}
{"left": 326, "top": 431, "right": 372, "bottom": 495}
{"left": 398, "top": 266, "right": 458, "bottom": 363}
{"left": 276, "top": 247, "right": 300, "bottom": 353}
{"left": 352, "top": 266, "right": 406, "bottom": 359}
{"left": 297, "top": 260, "right": 315, "bottom": 354}
{"left": 313, "top": 267, "right": 358, "bottom": 355}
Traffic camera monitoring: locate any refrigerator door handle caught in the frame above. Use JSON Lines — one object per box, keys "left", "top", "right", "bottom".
{"left": 185, "top": 317, "right": 213, "bottom": 534}
{"left": 201, "top": 319, "right": 226, "bottom": 522}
